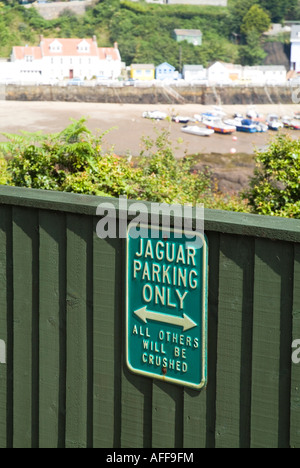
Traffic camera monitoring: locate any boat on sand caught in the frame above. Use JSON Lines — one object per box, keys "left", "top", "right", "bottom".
{"left": 203, "top": 117, "right": 236, "bottom": 134}
{"left": 181, "top": 125, "right": 214, "bottom": 137}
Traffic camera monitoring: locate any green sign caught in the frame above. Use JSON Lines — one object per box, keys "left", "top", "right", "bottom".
{"left": 126, "top": 225, "right": 208, "bottom": 390}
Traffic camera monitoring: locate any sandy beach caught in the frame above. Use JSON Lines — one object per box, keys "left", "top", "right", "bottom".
{"left": 0, "top": 101, "right": 299, "bottom": 157}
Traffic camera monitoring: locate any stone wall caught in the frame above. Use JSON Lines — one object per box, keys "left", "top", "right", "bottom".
{"left": 31, "top": 0, "right": 94, "bottom": 20}
{"left": 4, "top": 84, "right": 297, "bottom": 105}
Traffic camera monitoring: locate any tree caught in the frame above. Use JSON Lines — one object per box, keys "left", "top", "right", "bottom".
{"left": 258, "top": 0, "right": 298, "bottom": 23}
{"left": 239, "top": 31, "right": 266, "bottom": 65}
{"left": 229, "top": 0, "right": 258, "bottom": 34}
{"left": 241, "top": 4, "right": 271, "bottom": 36}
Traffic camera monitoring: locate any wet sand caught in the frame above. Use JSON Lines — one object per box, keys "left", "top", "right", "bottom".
{"left": 0, "top": 101, "right": 299, "bottom": 158}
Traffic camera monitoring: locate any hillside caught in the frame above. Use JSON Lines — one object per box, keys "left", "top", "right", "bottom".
{"left": 0, "top": 0, "right": 298, "bottom": 68}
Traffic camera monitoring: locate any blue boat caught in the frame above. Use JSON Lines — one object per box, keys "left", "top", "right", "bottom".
{"left": 225, "top": 118, "right": 257, "bottom": 133}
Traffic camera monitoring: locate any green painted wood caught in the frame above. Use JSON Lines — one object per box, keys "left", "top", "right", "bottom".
{"left": 183, "top": 231, "right": 220, "bottom": 448}
{"left": 12, "top": 206, "right": 39, "bottom": 448}
{"left": 93, "top": 227, "right": 122, "bottom": 448}
{"left": 152, "top": 381, "right": 183, "bottom": 448}
{"left": 1, "top": 185, "right": 300, "bottom": 242}
{"left": 39, "top": 210, "right": 66, "bottom": 448}
{"left": 0, "top": 206, "right": 12, "bottom": 448}
{"left": 0, "top": 188, "right": 299, "bottom": 447}
{"left": 121, "top": 368, "right": 153, "bottom": 448}
{"left": 251, "top": 239, "right": 293, "bottom": 448}
{"left": 290, "top": 244, "right": 300, "bottom": 448}
{"left": 65, "top": 213, "right": 93, "bottom": 448}
{"left": 215, "top": 234, "right": 254, "bottom": 448}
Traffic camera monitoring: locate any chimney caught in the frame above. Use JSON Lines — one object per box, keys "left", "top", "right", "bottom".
{"left": 93, "top": 35, "right": 97, "bottom": 43}
{"left": 114, "top": 42, "right": 118, "bottom": 49}
{"left": 39, "top": 35, "right": 44, "bottom": 44}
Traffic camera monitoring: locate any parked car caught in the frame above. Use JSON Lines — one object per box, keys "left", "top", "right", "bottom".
{"left": 67, "top": 77, "right": 84, "bottom": 87}
{"left": 124, "top": 78, "right": 135, "bottom": 86}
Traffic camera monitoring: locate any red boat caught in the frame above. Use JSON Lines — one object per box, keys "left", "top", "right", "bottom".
{"left": 203, "top": 117, "right": 236, "bottom": 134}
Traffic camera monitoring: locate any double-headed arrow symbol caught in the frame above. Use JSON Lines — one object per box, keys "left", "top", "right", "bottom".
{"left": 134, "top": 306, "right": 197, "bottom": 332}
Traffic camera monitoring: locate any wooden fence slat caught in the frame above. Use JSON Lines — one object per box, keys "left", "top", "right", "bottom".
{"left": 12, "top": 207, "right": 39, "bottom": 448}
{"left": 251, "top": 239, "right": 293, "bottom": 448}
{"left": 121, "top": 367, "right": 153, "bottom": 448}
{"left": 0, "top": 206, "right": 12, "bottom": 448}
{"left": 183, "top": 231, "right": 220, "bottom": 448}
{"left": 215, "top": 234, "right": 254, "bottom": 448}
{"left": 152, "top": 381, "right": 183, "bottom": 448}
{"left": 290, "top": 244, "right": 300, "bottom": 448}
{"left": 65, "top": 214, "right": 93, "bottom": 448}
{"left": 93, "top": 227, "right": 122, "bottom": 448}
{"left": 39, "top": 211, "right": 66, "bottom": 448}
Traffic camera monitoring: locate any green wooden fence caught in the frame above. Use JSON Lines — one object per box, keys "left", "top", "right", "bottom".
{"left": 0, "top": 185, "right": 299, "bottom": 448}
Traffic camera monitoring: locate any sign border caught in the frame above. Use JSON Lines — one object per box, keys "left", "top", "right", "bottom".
{"left": 126, "top": 224, "right": 208, "bottom": 390}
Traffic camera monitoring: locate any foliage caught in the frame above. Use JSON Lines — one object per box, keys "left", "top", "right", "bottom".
{"left": 241, "top": 5, "right": 271, "bottom": 37}
{"left": 136, "top": 129, "right": 212, "bottom": 205}
{"left": 244, "top": 135, "right": 300, "bottom": 218}
{"left": 0, "top": 119, "right": 212, "bottom": 206}
{"left": 0, "top": 0, "right": 297, "bottom": 66}
{"left": 239, "top": 29, "right": 267, "bottom": 65}
{"left": 0, "top": 118, "right": 250, "bottom": 213}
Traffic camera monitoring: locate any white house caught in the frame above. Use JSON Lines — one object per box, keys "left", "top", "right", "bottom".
{"left": 182, "top": 65, "right": 207, "bottom": 82}
{"left": 207, "top": 62, "right": 242, "bottom": 84}
{"left": 206, "top": 61, "right": 286, "bottom": 85}
{"left": 291, "top": 25, "right": 300, "bottom": 72}
{"left": 243, "top": 65, "right": 287, "bottom": 84}
{"left": 9, "top": 36, "right": 123, "bottom": 82}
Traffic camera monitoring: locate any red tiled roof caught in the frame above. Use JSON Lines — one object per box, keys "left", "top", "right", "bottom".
{"left": 12, "top": 39, "right": 121, "bottom": 61}
{"left": 98, "top": 47, "right": 120, "bottom": 61}
{"left": 13, "top": 46, "right": 42, "bottom": 61}
{"left": 41, "top": 38, "right": 99, "bottom": 57}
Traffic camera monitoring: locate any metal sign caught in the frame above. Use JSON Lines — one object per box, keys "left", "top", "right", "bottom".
{"left": 126, "top": 224, "right": 208, "bottom": 390}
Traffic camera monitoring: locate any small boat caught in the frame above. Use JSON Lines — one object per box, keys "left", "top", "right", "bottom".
{"left": 181, "top": 125, "right": 214, "bottom": 137}
{"left": 224, "top": 118, "right": 257, "bottom": 133}
{"left": 246, "top": 106, "right": 265, "bottom": 122}
{"left": 172, "top": 115, "right": 191, "bottom": 124}
{"left": 255, "top": 122, "right": 268, "bottom": 133}
{"left": 203, "top": 117, "right": 236, "bottom": 134}
{"left": 142, "top": 110, "right": 167, "bottom": 120}
{"left": 194, "top": 106, "right": 226, "bottom": 123}
{"left": 282, "top": 116, "right": 300, "bottom": 130}
{"left": 266, "top": 114, "right": 284, "bottom": 131}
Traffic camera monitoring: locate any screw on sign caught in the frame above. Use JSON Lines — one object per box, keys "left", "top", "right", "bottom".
{"left": 126, "top": 224, "right": 208, "bottom": 390}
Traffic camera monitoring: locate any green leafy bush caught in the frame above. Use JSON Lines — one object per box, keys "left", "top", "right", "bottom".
{"left": 0, "top": 118, "right": 250, "bottom": 213}
{"left": 0, "top": 118, "right": 215, "bottom": 206}
{"left": 244, "top": 134, "right": 300, "bottom": 218}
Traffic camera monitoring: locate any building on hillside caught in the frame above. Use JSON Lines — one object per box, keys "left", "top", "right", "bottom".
{"left": 130, "top": 64, "right": 155, "bottom": 81}
{"left": 207, "top": 62, "right": 233, "bottom": 84}
{"left": 207, "top": 61, "right": 287, "bottom": 85}
{"left": 243, "top": 65, "right": 287, "bottom": 84}
{"left": 8, "top": 36, "right": 123, "bottom": 82}
{"left": 173, "top": 29, "right": 203, "bottom": 46}
{"left": 156, "top": 62, "right": 179, "bottom": 80}
{"left": 290, "top": 25, "right": 300, "bottom": 72}
{"left": 182, "top": 65, "right": 207, "bottom": 82}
